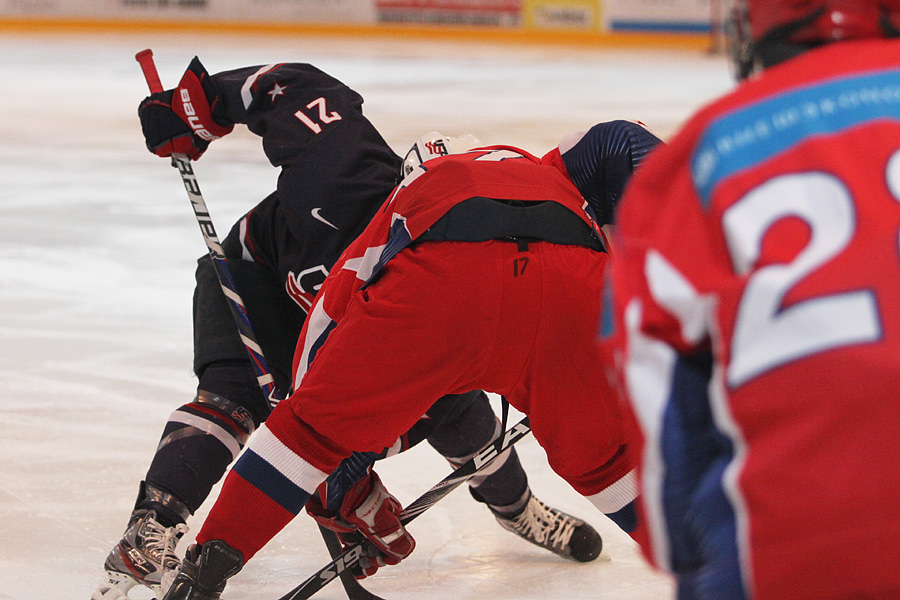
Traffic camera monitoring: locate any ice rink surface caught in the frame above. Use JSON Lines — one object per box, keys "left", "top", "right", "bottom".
{"left": 0, "top": 29, "right": 734, "bottom": 600}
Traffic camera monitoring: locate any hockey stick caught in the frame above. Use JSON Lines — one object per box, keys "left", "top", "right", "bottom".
{"left": 278, "top": 417, "right": 532, "bottom": 600}
{"left": 135, "top": 48, "right": 280, "bottom": 408}
{"left": 135, "top": 49, "right": 382, "bottom": 600}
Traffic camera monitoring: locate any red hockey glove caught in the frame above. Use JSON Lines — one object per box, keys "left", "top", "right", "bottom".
{"left": 306, "top": 471, "right": 415, "bottom": 579}
{"left": 138, "top": 56, "right": 234, "bottom": 160}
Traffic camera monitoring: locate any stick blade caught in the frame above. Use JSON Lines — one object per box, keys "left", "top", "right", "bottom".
{"left": 317, "top": 526, "right": 387, "bottom": 600}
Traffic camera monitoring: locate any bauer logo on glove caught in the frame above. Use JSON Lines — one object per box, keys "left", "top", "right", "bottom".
{"left": 138, "top": 57, "right": 234, "bottom": 160}
{"left": 178, "top": 87, "right": 220, "bottom": 142}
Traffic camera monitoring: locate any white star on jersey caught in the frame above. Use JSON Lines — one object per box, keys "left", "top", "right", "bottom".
{"left": 268, "top": 83, "right": 286, "bottom": 101}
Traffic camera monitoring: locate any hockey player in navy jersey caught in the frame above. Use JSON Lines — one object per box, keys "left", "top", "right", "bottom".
{"left": 604, "top": 1, "right": 900, "bottom": 599}
{"left": 140, "top": 73, "right": 662, "bottom": 598}
{"left": 93, "top": 59, "right": 612, "bottom": 599}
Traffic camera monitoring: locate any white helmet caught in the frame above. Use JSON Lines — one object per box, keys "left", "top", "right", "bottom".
{"left": 402, "top": 131, "right": 482, "bottom": 177}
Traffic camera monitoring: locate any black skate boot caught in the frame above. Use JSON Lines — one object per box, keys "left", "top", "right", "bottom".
{"left": 492, "top": 492, "right": 603, "bottom": 562}
{"left": 161, "top": 540, "right": 244, "bottom": 600}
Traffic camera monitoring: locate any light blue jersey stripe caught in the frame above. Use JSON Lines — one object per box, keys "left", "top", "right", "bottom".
{"left": 691, "top": 68, "right": 900, "bottom": 207}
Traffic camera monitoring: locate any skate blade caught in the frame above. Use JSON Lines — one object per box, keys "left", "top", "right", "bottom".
{"left": 91, "top": 570, "right": 145, "bottom": 600}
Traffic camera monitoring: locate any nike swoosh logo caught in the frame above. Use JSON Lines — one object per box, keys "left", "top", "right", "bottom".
{"left": 311, "top": 207, "right": 339, "bottom": 230}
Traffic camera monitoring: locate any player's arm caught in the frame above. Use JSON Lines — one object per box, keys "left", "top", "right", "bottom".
{"left": 209, "top": 62, "right": 378, "bottom": 166}
{"left": 215, "top": 62, "right": 402, "bottom": 236}
{"left": 137, "top": 58, "right": 401, "bottom": 260}
{"left": 599, "top": 135, "right": 719, "bottom": 576}
{"left": 547, "top": 120, "right": 664, "bottom": 227}
{"left": 137, "top": 58, "right": 397, "bottom": 168}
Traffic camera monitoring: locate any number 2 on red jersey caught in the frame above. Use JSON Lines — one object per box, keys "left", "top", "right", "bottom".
{"left": 722, "top": 149, "right": 900, "bottom": 387}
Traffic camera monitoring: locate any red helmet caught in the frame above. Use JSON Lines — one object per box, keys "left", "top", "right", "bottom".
{"left": 729, "top": 0, "right": 900, "bottom": 78}
{"left": 748, "top": 0, "right": 900, "bottom": 43}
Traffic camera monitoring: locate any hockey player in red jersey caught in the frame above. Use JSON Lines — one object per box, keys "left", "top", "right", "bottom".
{"left": 94, "top": 59, "right": 612, "bottom": 599}
{"left": 154, "top": 118, "right": 661, "bottom": 598}
{"left": 603, "top": 1, "right": 900, "bottom": 599}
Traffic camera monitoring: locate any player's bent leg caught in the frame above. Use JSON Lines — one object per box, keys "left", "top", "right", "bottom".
{"left": 425, "top": 390, "right": 530, "bottom": 510}
{"left": 426, "top": 391, "right": 603, "bottom": 562}
{"left": 144, "top": 365, "right": 259, "bottom": 515}
{"left": 495, "top": 242, "right": 631, "bottom": 550}
{"left": 94, "top": 364, "right": 260, "bottom": 599}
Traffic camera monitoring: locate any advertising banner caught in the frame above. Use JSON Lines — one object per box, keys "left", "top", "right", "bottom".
{"left": 374, "top": 0, "right": 522, "bottom": 27}
{"left": 2, "top": 0, "right": 714, "bottom": 38}
{"left": 604, "top": 0, "right": 711, "bottom": 33}
{"left": 523, "top": 0, "right": 598, "bottom": 30}
{"left": 1, "top": 0, "right": 377, "bottom": 24}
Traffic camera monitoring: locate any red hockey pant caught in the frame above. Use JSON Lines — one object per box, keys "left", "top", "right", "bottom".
{"left": 289, "top": 239, "right": 631, "bottom": 495}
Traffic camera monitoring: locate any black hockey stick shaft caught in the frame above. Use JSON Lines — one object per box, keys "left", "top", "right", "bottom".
{"left": 136, "top": 49, "right": 381, "bottom": 600}
{"left": 278, "top": 417, "right": 532, "bottom": 600}
{"left": 316, "top": 525, "right": 385, "bottom": 600}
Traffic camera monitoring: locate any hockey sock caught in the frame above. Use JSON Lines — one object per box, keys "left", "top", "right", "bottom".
{"left": 584, "top": 470, "right": 639, "bottom": 535}
{"left": 424, "top": 390, "right": 530, "bottom": 513}
{"left": 144, "top": 389, "right": 256, "bottom": 515}
{"left": 134, "top": 481, "right": 191, "bottom": 527}
{"left": 195, "top": 408, "right": 339, "bottom": 562}
{"left": 465, "top": 447, "right": 530, "bottom": 517}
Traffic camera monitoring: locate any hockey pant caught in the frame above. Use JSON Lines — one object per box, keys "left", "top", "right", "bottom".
{"left": 282, "top": 241, "right": 634, "bottom": 502}
{"left": 192, "top": 240, "right": 635, "bottom": 560}
{"left": 196, "top": 241, "right": 636, "bottom": 560}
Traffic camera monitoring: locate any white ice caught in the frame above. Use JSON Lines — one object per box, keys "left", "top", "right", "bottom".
{"left": 0, "top": 30, "right": 734, "bottom": 600}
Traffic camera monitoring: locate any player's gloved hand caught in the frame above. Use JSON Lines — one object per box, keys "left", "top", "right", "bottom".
{"left": 306, "top": 470, "right": 415, "bottom": 579}
{"left": 138, "top": 56, "right": 234, "bottom": 160}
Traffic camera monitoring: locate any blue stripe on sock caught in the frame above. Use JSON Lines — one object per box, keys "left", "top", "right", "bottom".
{"left": 606, "top": 500, "right": 638, "bottom": 533}
{"left": 232, "top": 449, "right": 312, "bottom": 515}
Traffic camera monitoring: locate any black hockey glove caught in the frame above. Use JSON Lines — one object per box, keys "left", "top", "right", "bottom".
{"left": 138, "top": 56, "right": 234, "bottom": 160}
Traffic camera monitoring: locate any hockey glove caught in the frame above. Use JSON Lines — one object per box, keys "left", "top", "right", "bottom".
{"left": 138, "top": 56, "right": 234, "bottom": 160}
{"left": 306, "top": 470, "right": 415, "bottom": 579}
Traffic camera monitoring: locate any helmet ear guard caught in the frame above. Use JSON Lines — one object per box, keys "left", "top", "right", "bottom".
{"left": 726, "top": 0, "right": 757, "bottom": 80}
{"left": 726, "top": 0, "right": 819, "bottom": 80}
{"left": 729, "top": 0, "right": 900, "bottom": 80}
{"left": 402, "top": 131, "right": 483, "bottom": 177}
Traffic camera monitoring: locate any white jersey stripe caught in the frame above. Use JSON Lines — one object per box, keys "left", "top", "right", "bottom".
{"left": 241, "top": 64, "right": 279, "bottom": 110}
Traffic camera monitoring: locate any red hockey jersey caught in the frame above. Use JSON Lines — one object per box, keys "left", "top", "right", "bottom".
{"left": 293, "top": 146, "right": 602, "bottom": 384}
{"left": 607, "top": 38, "right": 900, "bottom": 599}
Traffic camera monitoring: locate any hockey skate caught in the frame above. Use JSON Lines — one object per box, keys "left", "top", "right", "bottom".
{"left": 494, "top": 494, "right": 603, "bottom": 562}
{"left": 92, "top": 509, "right": 189, "bottom": 599}
{"left": 162, "top": 540, "right": 244, "bottom": 600}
